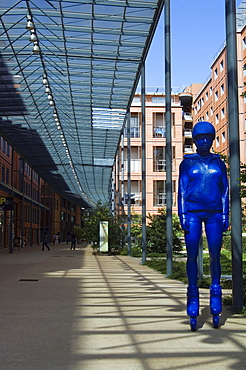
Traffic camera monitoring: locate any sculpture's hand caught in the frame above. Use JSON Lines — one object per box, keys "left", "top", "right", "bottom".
{"left": 180, "top": 214, "right": 189, "bottom": 231}
{"left": 222, "top": 214, "right": 229, "bottom": 232}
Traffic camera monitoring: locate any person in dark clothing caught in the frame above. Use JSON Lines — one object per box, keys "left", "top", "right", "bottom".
{"left": 70, "top": 232, "right": 76, "bottom": 250}
{"left": 42, "top": 232, "right": 50, "bottom": 251}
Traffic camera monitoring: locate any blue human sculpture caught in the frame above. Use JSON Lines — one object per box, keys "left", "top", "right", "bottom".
{"left": 178, "top": 121, "right": 229, "bottom": 330}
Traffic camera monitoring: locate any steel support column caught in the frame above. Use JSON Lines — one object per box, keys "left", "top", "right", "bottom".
{"left": 225, "top": 0, "right": 244, "bottom": 310}
{"left": 165, "top": 0, "right": 172, "bottom": 275}
{"left": 121, "top": 132, "right": 125, "bottom": 246}
{"left": 141, "top": 63, "right": 147, "bottom": 263}
{"left": 127, "top": 111, "right": 131, "bottom": 256}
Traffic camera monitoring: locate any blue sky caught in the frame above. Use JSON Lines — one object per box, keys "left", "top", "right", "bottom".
{"left": 145, "top": 0, "right": 242, "bottom": 92}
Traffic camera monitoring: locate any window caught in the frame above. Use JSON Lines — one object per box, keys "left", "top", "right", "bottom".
{"left": 221, "top": 107, "right": 225, "bottom": 119}
{"left": 130, "top": 113, "right": 140, "bottom": 138}
{"left": 214, "top": 68, "right": 218, "bottom": 79}
{"left": 220, "top": 84, "right": 224, "bottom": 95}
{"left": 152, "top": 96, "right": 165, "bottom": 104}
{"left": 124, "top": 180, "right": 141, "bottom": 205}
{"left": 220, "top": 60, "right": 224, "bottom": 72}
{"left": 205, "top": 92, "right": 208, "bottom": 101}
{"left": 153, "top": 180, "right": 176, "bottom": 206}
{"left": 215, "top": 91, "right": 218, "bottom": 102}
{"left": 33, "top": 207, "right": 38, "bottom": 224}
{"left": 2, "top": 165, "right": 5, "bottom": 182}
{"left": 153, "top": 147, "right": 165, "bottom": 172}
{"left": 6, "top": 168, "right": 9, "bottom": 184}
{"left": 2, "top": 140, "right": 6, "bottom": 154}
{"left": 215, "top": 114, "right": 219, "bottom": 124}
{"left": 6, "top": 143, "right": 10, "bottom": 157}
{"left": 153, "top": 180, "right": 166, "bottom": 206}
{"left": 210, "top": 87, "right": 213, "bottom": 96}
{"left": 33, "top": 170, "right": 39, "bottom": 182}
{"left": 243, "top": 37, "right": 246, "bottom": 49}
{"left": 222, "top": 131, "right": 226, "bottom": 143}
{"left": 25, "top": 205, "right": 31, "bottom": 222}
{"left": 25, "top": 163, "right": 31, "bottom": 175}
{"left": 132, "top": 96, "right": 141, "bottom": 104}
{"left": 210, "top": 107, "right": 213, "bottom": 116}
{"left": 153, "top": 112, "right": 166, "bottom": 137}
{"left": 206, "top": 111, "right": 209, "bottom": 120}
{"left": 216, "top": 136, "right": 220, "bottom": 147}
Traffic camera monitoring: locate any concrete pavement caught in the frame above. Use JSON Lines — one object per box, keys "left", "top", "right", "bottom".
{"left": 0, "top": 243, "right": 245, "bottom": 370}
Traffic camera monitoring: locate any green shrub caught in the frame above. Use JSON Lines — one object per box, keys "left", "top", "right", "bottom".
{"left": 146, "top": 208, "right": 183, "bottom": 254}
{"left": 222, "top": 235, "right": 246, "bottom": 253}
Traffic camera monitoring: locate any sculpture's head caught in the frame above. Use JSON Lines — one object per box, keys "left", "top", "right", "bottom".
{"left": 192, "top": 121, "right": 215, "bottom": 142}
{"left": 192, "top": 121, "right": 215, "bottom": 156}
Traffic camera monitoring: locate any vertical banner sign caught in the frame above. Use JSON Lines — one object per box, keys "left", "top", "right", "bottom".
{"left": 99, "top": 221, "right": 108, "bottom": 252}
{"left": 0, "top": 197, "right": 14, "bottom": 210}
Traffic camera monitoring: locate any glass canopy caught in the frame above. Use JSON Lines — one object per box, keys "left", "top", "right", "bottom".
{"left": 0, "top": 0, "right": 163, "bottom": 208}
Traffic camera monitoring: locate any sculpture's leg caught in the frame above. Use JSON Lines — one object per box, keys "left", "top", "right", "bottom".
{"left": 185, "top": 220, "right": 202, "bottom": 286}
{"left": 205, "top": 220, "right": 223, "bottom": 286}
{"left": 210, "top": 284, "right": 222, "bottom": 328}
{"left": 187, "top": 285, "right": 199, "bottom": 331}
{"left": 205, "top": 219, "right": 223, "bottom": 328}
{"left": 184, "top": 218, "right": 202, "bottom": 331}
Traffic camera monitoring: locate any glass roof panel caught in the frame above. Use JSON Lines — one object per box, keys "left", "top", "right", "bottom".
{"left": 0, "top": 0, "right": 163, "bottom": 207}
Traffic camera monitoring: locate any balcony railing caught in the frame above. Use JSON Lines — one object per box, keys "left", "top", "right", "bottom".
{"left": 184, "top": 145, "right": 193, "bottom": 153}
{"left": 183, "top": 112, "right": 193, "bottom": 121}
{"left": 124, "top": 159, "right": 141, "bottom": 173}
{"left": 153, "top": 126, "right": 166, "bottom": 138}
{"left": 184, "top": 129, "right": 192, "bottom": 138}
{"left": 154, "top": 159, "right": 176, "bottom": 172}
{"left": 124, "top": 192, "right": 141, "bottom": 205}
{"left": 154, "top": 192, "right": 166, "bottom": 206}
{"left": 124, "top": 127, "right": 140, "bottom": 138}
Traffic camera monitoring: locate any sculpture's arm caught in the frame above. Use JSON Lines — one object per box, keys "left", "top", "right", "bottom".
{"left": 220, "top": 161, "right": 229, "bottom": 232}
{"left": 178, "top": 160, "right": 190, "bottom": 231}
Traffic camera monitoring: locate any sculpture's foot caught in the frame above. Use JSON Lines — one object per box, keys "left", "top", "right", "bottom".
{"left": 187, "top": 285, "right": 199, "bottom": 318}
{"left": 190, "top": 317, "right": 197, "bottom": 331}
{"left": 187, "top": 286, "right": 199, "bottom": 331}
{"left": 213, "top": 315, "right": 220, "bottom": 328}
{"left": 210, "top": 285, "right": 222, "bottom": 329}
{"left": 210, "top": 285, "right": 222, "bottom": 316}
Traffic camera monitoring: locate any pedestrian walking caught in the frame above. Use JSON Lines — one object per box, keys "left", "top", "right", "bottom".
{"left": 70, "top": 232, "right": 76, "bottom": 250}
{"left": 42, "top": 232, "right": 50, "bottom": 251}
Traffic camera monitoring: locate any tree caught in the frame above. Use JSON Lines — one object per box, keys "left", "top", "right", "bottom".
{"left": 146, "top": 207, "right": 183, "bottom": 254}
{"left": 81, "top": 203, "right": 125, "bottom": 252}
{"left": 72, "top": 225, "right": 84, "bottom": 241}
{"left": 130, "top": 212, "right": 142, "bottom": 249}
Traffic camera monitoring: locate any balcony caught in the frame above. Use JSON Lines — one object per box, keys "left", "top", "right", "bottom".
{"left": 153, "top": 126, "right": 166, "bottom": 138}
{"left": 154, "top": 192, "right": 166, "bottom": 206}
{"left": 184, "top": 128, "right": 192, "bottom": 138}
{"left": 124, "top": 192, "right": 141, "bottom": 205}
{"left": 183, "top": 112, "right": 193, "bottom": 121}
{"left": 124, "top": 127, "right": 140, "bottom": 138}
{"left": 184, "top": 145, "right": 193, "bottom": 153}
{"left": 124, "top": 159, "right": 141, "bottom": 173}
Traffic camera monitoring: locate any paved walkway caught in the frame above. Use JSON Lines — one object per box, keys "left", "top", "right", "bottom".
{"left": 0, "top": 243, "right": 245, "bottom": 370}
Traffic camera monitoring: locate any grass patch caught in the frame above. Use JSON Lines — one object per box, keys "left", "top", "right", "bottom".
{"left": 142, "top": 249, "right": 246, "bottom": 315}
